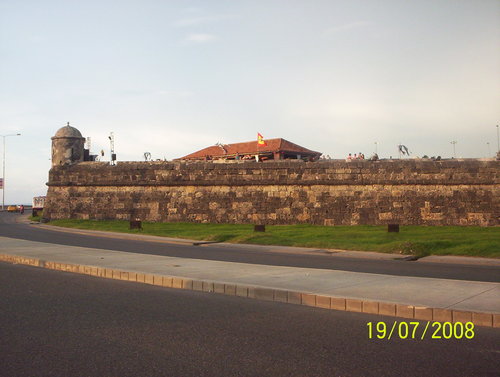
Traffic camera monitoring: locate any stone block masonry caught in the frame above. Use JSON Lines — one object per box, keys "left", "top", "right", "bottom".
{"left": 44, "top": 159, "right": 499, "bottom": 226}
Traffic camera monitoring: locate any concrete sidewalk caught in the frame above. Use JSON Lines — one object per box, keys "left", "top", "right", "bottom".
{"left": 1, "top": 235, "right": 499, "bottom": 327}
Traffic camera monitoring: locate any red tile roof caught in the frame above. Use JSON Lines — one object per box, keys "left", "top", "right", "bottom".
{"left": 178, "top": 138, "right": 321, "bottom": 160}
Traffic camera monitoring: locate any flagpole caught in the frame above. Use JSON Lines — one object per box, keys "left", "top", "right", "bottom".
{"left": 256, "top": 133, "right": 268, "bottom": 162}
{"left": 257, "top": 133, "right": 260, "bottom": 162}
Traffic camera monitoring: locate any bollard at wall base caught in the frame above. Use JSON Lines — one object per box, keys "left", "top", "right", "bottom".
{"left": 254, "top": 224, "right": 265, "bottom": 232}
{"left": 387, "top": 224, "right": 399, "bottom": 232}
{"left": 130, "top": 220, "right": 142, "bottom": 230}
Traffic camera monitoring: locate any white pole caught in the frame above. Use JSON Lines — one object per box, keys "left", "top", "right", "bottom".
{"left": 450, "top": 141, "right": 457, "bottom": 158}
{"left": 496, "top": 125, "right": 499, "bottom": 153}
{"left": 1, "top": 133, "right": 21, "bottom": 211}
{"left": 2, "top": 136, "right": 5, "bottom": 211}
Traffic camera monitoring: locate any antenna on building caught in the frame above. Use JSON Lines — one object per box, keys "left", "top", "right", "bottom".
{"left": 108, "top": 132, "right": 116, "bottom": 165}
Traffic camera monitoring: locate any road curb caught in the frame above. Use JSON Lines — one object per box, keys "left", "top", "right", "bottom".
{"left": 1, "top": 253, "right": 498, "bottom": 328}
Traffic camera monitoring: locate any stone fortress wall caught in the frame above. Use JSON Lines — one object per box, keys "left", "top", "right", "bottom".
{"left": 44, "top": 159, "right": 499, "bottom": 226}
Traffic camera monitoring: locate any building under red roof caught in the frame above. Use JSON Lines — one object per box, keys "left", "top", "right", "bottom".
{"left": 178, "top": 138, "right": 322, "bottom": 161}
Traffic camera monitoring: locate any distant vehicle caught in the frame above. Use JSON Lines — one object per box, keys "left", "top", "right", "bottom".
{"left": 7, "top": 205, "right": 19, "bottom": 212}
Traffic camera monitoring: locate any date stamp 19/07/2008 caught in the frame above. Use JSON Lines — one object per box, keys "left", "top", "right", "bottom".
{"left": 367, "top": 321, "right": 475, "bottom": 340}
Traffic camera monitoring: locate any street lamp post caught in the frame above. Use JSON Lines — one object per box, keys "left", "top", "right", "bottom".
{"left": 486, "top": 142, "right": 491, "bottom": 157}
{"left": 450, "top": 140, "right": 457, "bottom": 158}
{"left": 496, "top": 125, "right": 499, "bottom": 153}
{"left": 1, "top": 133, "right": 21, "bottom": 211}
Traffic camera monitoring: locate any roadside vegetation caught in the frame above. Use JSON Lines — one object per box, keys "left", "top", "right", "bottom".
{"left": 30, "top": 214, "right": 42, "bottom": 222}
{"left": 46, "top": 220, "right": 500, "bottom": 258}
{"left": 29, "top": 210, "right": 43, "bottom": 222}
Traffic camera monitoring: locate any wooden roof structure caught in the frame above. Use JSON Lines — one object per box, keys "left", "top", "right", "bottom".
{"left": 178, "top": 138, "right": 322, "bottom": 161}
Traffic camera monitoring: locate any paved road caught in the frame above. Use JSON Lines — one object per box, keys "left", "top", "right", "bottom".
{"left": 1, "top": 262, "right": 499, "bottom": 377}
{"left": 1, "top": 212, "right": 499, "bottom": 282}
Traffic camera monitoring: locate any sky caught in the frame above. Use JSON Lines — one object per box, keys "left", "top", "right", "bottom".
{"left": 1, "top": 0, "right": 499, "bottom": 204}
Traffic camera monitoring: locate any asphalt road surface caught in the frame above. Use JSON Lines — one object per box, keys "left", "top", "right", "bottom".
{"left": 1, "top": 262, "right": 499, "bottom": 377}
{"left": 1, "top": 212, "right": 499, "bottom": 282}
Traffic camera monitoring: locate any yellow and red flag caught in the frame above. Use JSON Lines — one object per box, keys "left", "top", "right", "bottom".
{"left": 257, "top": 133, "right": 267, "bottom": 146}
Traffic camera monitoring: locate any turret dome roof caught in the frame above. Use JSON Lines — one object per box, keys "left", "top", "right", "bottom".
{"left": 54, "top": 123, "right": 83, "bottom": 138}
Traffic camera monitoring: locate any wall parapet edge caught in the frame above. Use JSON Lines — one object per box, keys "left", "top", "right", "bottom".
{"left": 47, "top": 160, "right": 499, "bottom": 187}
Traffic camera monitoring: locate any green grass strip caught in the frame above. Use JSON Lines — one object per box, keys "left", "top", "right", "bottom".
{"left": 47, "top": 220, "right": 500, "bottom": 258}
